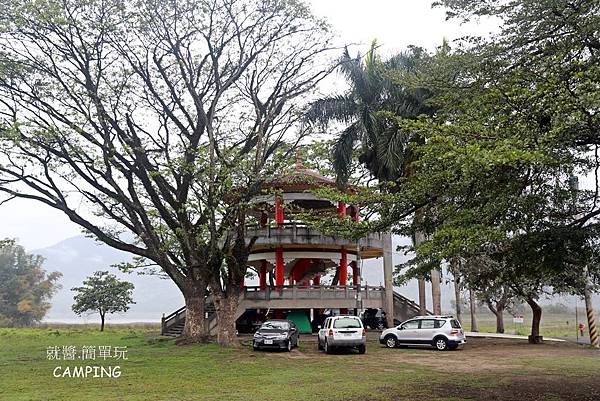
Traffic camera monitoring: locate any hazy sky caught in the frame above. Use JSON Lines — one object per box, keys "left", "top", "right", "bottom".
{"left": 0, "top": 1, "right": 500, "bottom": 250}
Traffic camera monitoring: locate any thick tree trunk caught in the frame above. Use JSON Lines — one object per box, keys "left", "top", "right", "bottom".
{"left": 469, "top": 289, "right": 478, "bottom": 332}
{"left": 526, "top": 297, "right": 543, "bottom": 344}
{"left": 182, "top": 284, "right": 207, "bottom": 343}
{"left": 487, "top": 302, "right": 505, "bottom": 334}
{"left": 213, "top": 291, "right": 240, "bottom": 347}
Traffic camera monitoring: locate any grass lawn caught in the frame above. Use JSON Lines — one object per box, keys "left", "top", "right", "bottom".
{"left": 1, "top": 326, "right": 599, "bottom": 401}
{"left": 461, "top": 310, "right": 599, "bottom": 338}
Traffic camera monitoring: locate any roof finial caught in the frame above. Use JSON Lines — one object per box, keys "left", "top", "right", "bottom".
{"left": 295, "top": 148, "right": 304, "bottom": 169}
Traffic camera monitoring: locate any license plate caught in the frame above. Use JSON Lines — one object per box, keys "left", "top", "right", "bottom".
{"left": 264, "top": 339, "right": 273, "bottom": 345}
{"left": 343, "top": 332, "right": 353, "bottom": 337}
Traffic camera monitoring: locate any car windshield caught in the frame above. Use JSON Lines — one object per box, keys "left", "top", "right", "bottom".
{"left": 333, "top": 318, "right": 361, "bottom": 328}
{"left": 261, "top": 321, "right": 289, "bottom": 330}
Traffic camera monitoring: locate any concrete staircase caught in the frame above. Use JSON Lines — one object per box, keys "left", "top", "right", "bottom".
{"left": 393, "top": 290, "right": 431, "bottom": 321}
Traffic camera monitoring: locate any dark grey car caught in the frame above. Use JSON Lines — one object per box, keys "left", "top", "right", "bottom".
{"left": 252, "top": 319, "right": 299, "bottom": 352}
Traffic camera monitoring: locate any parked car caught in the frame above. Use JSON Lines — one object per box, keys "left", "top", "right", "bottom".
{"left": 317, "top": 315, "right": 366, "bottom": 354}
{"left": 252, "top": 319, "right": 299, "bottom": 352}
{"left": 379, "top": 316, "right": 466, "bottom": 351}
{"left": 360, "top": 308, "right": 400, "bottom": 330}
{"left": 236, "top": 309, "right": 265, "bottom": 334}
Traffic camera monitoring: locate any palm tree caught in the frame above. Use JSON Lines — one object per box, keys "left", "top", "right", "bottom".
{"left": 305, "top": 40, "right": 441, "bottom": 315}
{"left": 304, "top": 40, "right": 433, "bottom": 186}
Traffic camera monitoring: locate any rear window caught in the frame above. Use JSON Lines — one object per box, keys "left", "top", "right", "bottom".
{"left": 450, "top": 319, "right": 462, "bottom": 329}
{"left": 333, "top": 317, "right": 362, "bottom": 329}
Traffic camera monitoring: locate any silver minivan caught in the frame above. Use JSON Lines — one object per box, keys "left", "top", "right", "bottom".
{"left": 379, "top": 316, "right": 466, "bottom": 351}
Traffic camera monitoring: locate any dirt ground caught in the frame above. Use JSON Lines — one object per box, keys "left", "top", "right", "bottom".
{"left": 247, "top": 332, "right": 600, "bottom": 401}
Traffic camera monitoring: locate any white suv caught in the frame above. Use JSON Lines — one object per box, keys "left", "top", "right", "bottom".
{"left": 317, "top": 315, "right": 366, "bottom": 354}
{"left": 379, "top": 316, "right": 466, "bottom": 351}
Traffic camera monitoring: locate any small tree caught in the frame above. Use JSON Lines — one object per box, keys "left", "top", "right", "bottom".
{"left": 72, "top": 271, "right": 135, "bottom": 331}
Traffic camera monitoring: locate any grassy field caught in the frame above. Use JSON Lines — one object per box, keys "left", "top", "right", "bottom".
{"left": 1, "top": 326, "right": 599, "bottom": 401}
{"left": 460, "top": 309, "right": 599, "bottom": 338}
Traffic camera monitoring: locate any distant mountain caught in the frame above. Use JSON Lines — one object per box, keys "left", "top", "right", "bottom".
{"left": 37, "top": 236, "right": 183, "bottom": 323}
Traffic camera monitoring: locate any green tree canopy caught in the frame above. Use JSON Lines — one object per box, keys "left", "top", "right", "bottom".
{"left": 0, "top": 239, "right": 62, "bottom": 326}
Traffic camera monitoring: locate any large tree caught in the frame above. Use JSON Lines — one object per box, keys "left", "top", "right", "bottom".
{"left": 0, "top": 239, "right": 62, "bottom": 326}
{"left": 0, "top": 0, "right": 335, "bottom": 345}
{"left": 348, "top": 0, "right": 600, "bottom": 341}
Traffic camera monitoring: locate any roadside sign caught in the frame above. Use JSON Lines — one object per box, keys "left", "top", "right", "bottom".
{"left": 513, "top": 315, "right": 524, "bottom": 324}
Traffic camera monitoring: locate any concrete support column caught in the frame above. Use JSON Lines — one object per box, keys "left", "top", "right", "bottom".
{"left": 414, "top": 230, "right": 427, "bottom": 315}
{"left": 431, "top": 269, "right": 442, "bottom": 315}
{"left": 259, "top": 261, "right": 267, "bottom": 290}
{"left": 275, "top": 247, "right": 284, "bottom": 287}
{"left": 418, "top": 279, "right": 427, "bottom": 315}
{"left": 383, "top": 232, "right": 394, "bottom": 328}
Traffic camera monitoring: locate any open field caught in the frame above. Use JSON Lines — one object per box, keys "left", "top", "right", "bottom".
{"left": 1, "top": 326, "right": 599, "bottom": 401}
{"left": 460, "top": 310, "right": 600, "bottom": 338}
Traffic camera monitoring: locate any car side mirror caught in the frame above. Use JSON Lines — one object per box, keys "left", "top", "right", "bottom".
{"left": 397, "top": 326, "right": 403, "bottom": 330}
{"left": 290, "top": 327, "right": 296, "bottom": 332}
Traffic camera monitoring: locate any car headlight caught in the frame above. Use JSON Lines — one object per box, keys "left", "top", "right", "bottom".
{"left": 274, "top": 334, "right": 288, "bottom": 340}
{"left": 253, "top": 333, "right": 262, "bottom": 338}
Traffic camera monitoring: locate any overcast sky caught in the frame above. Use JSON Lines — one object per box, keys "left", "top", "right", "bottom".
{"left": 0, "top": 1, "right": 501, "bottom": 250}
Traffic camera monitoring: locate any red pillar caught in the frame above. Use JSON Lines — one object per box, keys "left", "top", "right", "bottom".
{"left": 350, "top": 205, "right": 359, "bottom": 222}
{"left": 337, "top": 201, "right": 346, "bottom": 218}
{"left": 259, "top": 260, "right": 267, "bottom": 290}
{"left": 275, "top": 247, "right": 284, "bottom": 287}
{"left": 351, "top": 261, "right": 358, "bottom": 286}
{"left": 339, "top": 248, "right": 347, "bottom": 286}
{"left": 275, "top": 196, "right": 284, "bottom": 225}
{"left": 339, "top": 248, "right": 348, "bottom": 314}
{"left": 313, "top": 274, "right": 320, "bottom": 286}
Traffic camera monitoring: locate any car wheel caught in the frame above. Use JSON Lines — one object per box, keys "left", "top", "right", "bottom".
{"left": 317, "top": 339, "right": 323, "bottom": 350}
{"left": 434, "top": 337, "right": 448, "bottom": 351}
{"left": 384, "top": 335, "right": 397, "bottom": 348}
{"left": 253, "top": 342, "right": 259, "bottom": 351}
{"left": 324, "top": 339, "right": 332, "bottom": 354}
{"left": 296, "top": 336, "right": 300, "bottom": 348}
{"left": 286, "top": 340, "right": 292, "bottom": 352}
{"left": 358, "top": 344, "right": 366, "bottom": 354}
{"left": 448, "top": 344, "right": 458, "bottom": 350}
